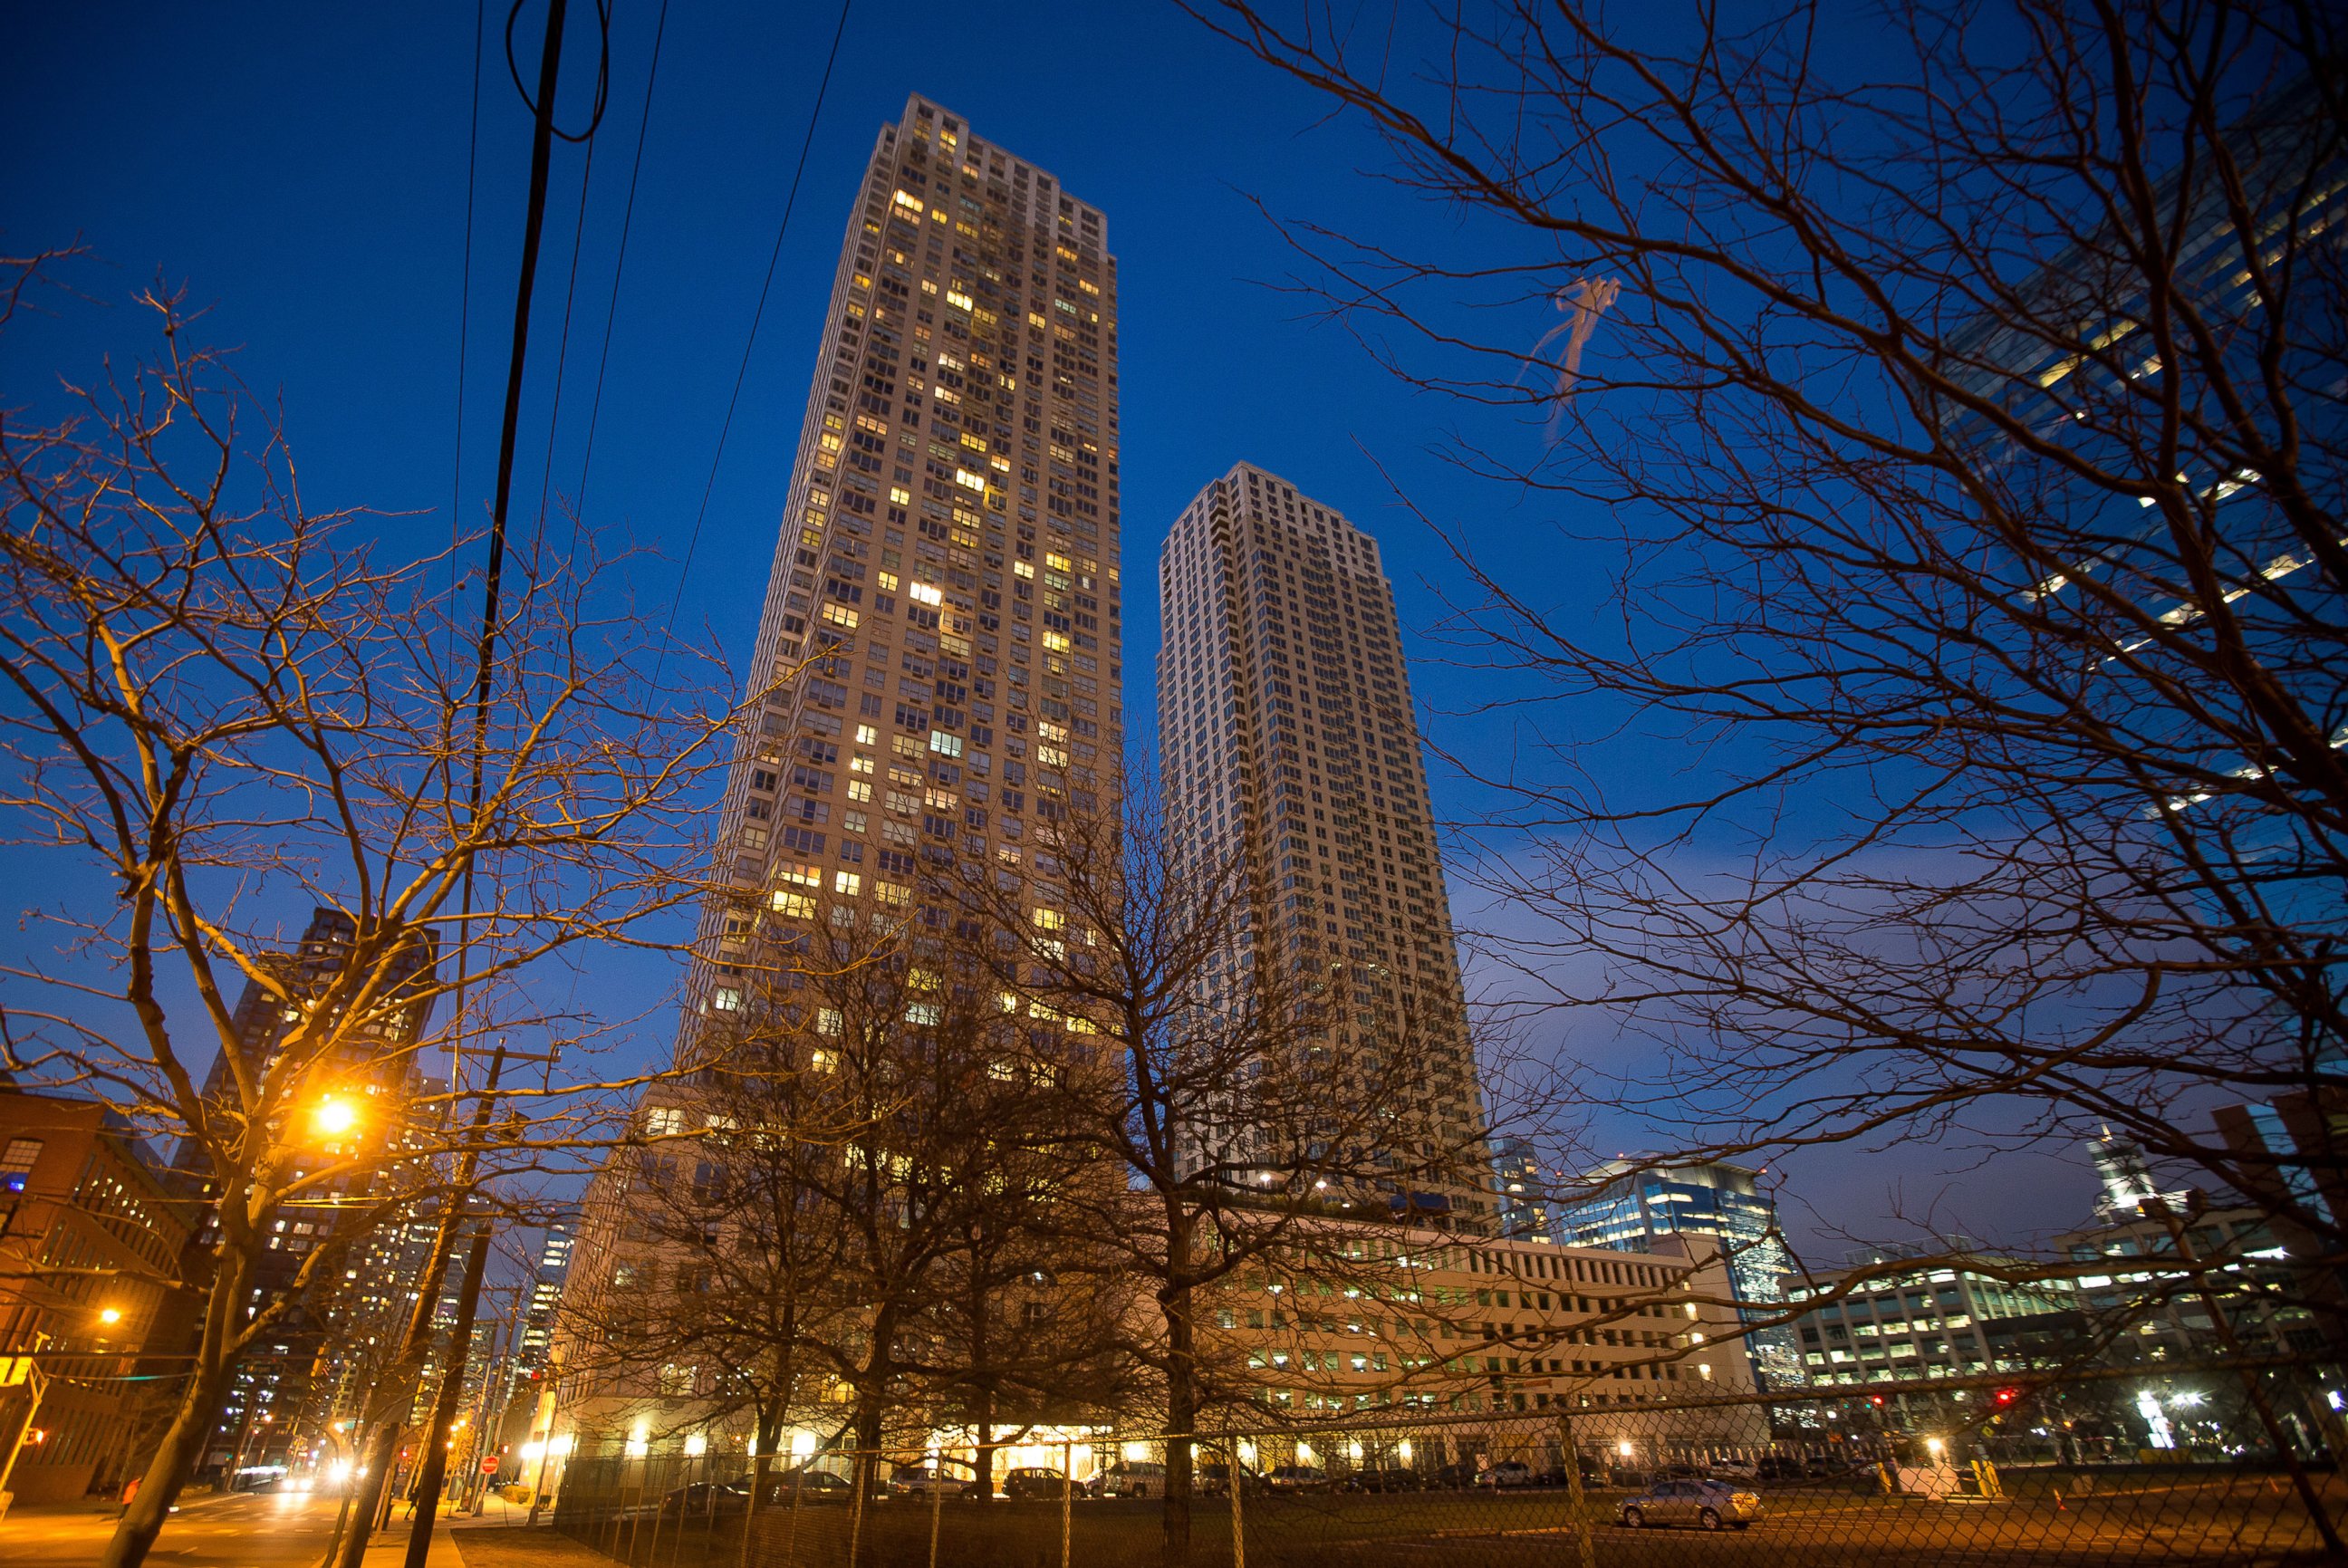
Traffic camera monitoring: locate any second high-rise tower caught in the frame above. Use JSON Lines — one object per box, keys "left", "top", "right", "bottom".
{"left": 1159, "top": 462, "right": 1490, "bottom": 1220}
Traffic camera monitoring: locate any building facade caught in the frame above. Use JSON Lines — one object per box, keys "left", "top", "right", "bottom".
{"left": 1554, "top": 1160, "right": 1797, "bottom": 1388}
{"left": 0, "top": 1092, "right": 193, "bottom": 1506}
{"left": 1157, "top": 462, "right": 1489, "bottom": 1215}
{"left": 554, "top": 94, "right": 1122, "bottom": 1492}
{"left": 1785, "top": 1255, "right": 2078, "bottom": 1391}
{"left": 1493, "top": 1139, "right": 1551, "bottom": 1240}
{"left": 688, "top": 92, "right": 1119, "bottom": 1042}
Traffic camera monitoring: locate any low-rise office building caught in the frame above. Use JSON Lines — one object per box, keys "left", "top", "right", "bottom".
{"left": 0, "top": 1092, "right": 193, "bottom": 1506}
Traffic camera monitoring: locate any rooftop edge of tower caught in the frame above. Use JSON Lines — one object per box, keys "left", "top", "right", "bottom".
{"left": 888, "top": 92, "right": 1112, "bottom": 241}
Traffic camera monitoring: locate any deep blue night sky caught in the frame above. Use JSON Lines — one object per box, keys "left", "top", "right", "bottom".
{"left": 1, "top": 0, "right": 2099, "bottom": 1248}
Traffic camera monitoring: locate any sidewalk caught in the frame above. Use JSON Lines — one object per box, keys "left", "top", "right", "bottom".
{"left": 438, "top": 1513, "right": 619, "bottom": 1568}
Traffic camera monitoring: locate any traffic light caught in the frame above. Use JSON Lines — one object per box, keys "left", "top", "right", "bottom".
{"left": 1994, "top": 1388, "right": 2020, "bottom": 1408}
{"left": 1869, "top": 1395, "right": 1885, "bottom": 1408}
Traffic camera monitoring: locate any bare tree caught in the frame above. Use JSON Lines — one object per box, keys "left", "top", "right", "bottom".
{"left": 1188, "top": 3, "right": 2348, "bottom": 1257}
{"left": 949, "top": 774, "right": 1502, "bottom": 1562}
{"left": 0, "top": 261, "right": 734, "bottom": 1565}
{"left": 556, "top": 898, "right": 1127, "bottom": 1551}
{"left": 553, "top": 1018, "right": 860, "bottom": 1508}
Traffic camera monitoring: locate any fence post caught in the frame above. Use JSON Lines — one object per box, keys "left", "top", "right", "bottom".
{"left": 642, "top": 1457, "right": 665, "bottom": 1568}
{"left": 929, "top": 1448, "right": 945, "bottom": 1568}
{"left": 1557, "top": 1414, "right": 1595, "bottom": 1568}
{"left": 1061, "top": 1439, "right": 1074, "bottom": 1568}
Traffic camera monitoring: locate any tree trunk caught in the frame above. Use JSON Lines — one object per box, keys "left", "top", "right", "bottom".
{"left": 970, "top": 1397, "right": 996, "bottom": 1505}
{"left": 100, "top": 1249, "right": 248, "bottom": 1568}
{"left": 847, "top": 1388, "right": 887, "bottom": 1568}
{"left": 332, "top": 1191, "right": 466, "bottom": 1568}
{"left": 1160, "top": 1206, "right": 1198, "bottom": 1568}
{"left": 967, "top": 1286, "right": 996, "bottom": 1504}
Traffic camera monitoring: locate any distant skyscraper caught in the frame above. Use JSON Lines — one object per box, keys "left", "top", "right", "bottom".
{"left": 515, "top": 1218, "right": 575, "bottom": 1377}
{"left": 687, "top": 93, "right": 1120, "bottom": 1039}
{"left": 2085, "top": 1127, "right": 2189, "bottom": 1223}
{"left": 1493, "top": 1138, "right": 1552, "bottom": 1240}
{"left": 177, "top": 907, "right": 440, "bottom": 1480}
{"left": 1554, "top": 1159, "right": 1798, "bottom": 1388}
{"left": 1158, "top": 462, "right": 1489, "bottom": 1217}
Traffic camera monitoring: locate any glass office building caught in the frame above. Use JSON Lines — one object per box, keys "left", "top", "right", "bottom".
{"left": 1555, "top": 1160, "right": 1800, "bottom": 1388}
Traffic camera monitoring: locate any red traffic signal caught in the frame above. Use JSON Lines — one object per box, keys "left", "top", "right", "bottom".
{"left": 1868, "top": 1395, "right": 1885, "bottom": 1407}
{"left": 1994, "top": 1388, "right": 2020, "bottom": 1406}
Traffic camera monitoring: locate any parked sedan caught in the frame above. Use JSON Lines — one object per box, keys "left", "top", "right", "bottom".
{"left": 1533, "top": 1461, "right": 1605, "bottom": 1489}
{"left": 659, "top": 1482, "right": 748, "bottom": 1518}
{"left": 1262, "top": 1465, "right": 1333, "bottom": 1495}
{"left": 758, "top": 1467, "right": 871, "bottom": 1505}
{"left": 1620, "top": 1478, "right": 1763, "bottom": 1530}
{"left": 1342, "top": 1467, "right": 1423, "bottom": 1494}
{"left": 1002, "top": 1467, "right": 1068, "bottom": 1501}
{"left": 1476, "top": 1461, "right": 1535, "bottom": 1490}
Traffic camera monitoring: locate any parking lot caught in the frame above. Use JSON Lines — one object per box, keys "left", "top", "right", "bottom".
{"left": 542, "top": 1465, "right": 2346, "bottom": 1567}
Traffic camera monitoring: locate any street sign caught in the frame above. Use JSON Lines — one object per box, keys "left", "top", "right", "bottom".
{"left": 480, "top": 1455, "right": 500, "bottom": 1475}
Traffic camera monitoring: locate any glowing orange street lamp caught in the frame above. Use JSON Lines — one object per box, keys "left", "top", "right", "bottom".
{"left": 313, "top": 1096, "right": 361, "bottom": 1139}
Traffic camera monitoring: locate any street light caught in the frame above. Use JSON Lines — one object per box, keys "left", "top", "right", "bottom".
{"left": 99, "top": 1307, "right": 123, "bottom": 1327}
{"left": 313, "top": 1096, "right": 361, "bottom": 1139}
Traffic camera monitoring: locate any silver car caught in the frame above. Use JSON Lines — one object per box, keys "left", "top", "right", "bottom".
{"left": 1620, "top": 1477, "right": 1763, "bottom": 1530}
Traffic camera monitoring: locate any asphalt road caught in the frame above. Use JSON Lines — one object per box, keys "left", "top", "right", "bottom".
{"left": 0, "top": 1492, "right": 467, "bottom": 1568}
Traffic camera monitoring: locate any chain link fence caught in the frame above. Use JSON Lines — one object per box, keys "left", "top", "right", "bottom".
{"left": 543, "top": 1361, "right": 2348, "bottom": 1565}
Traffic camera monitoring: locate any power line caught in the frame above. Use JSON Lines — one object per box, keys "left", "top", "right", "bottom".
{"left": 570, "top": 0, "right": 671, "bottom": 530}
{"left": 663, "top": 0, "right": 853, "bottom": 636}
{"left": 525, "top": 116, "right": 599, "bottom": 557}
{"left": 447, "top": 0, "right": 486, "bottom": 663}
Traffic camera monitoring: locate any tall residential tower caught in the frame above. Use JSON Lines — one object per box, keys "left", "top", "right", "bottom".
{"left": 690, "top": 95, "right": 1121, "bottom": 1030}
{"left": 1159, "top": 463, "right": 1489, "bottom": 1218}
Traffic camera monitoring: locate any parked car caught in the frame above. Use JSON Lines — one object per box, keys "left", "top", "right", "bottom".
{"left": 999, "top": 1466, "right": 1067, "bottom": 1501}
{"left": 659, "top": 1482, "right": 748, "bottom": 1517}
{"left": 1533, "top": 1460, "right": 1606, "bottom": 1489}
{"left": 1708, "top": 1457, "right": 1759, "bottom": 1481}
{"left": 1432, "top": 1461, "right": 1482, "bottom": 1489}
{"left": 1476, "top": 1461, "right": 1535, "bottom": 1490}
{"left": 762, "top": 1467, "right": 884, "bottom": 1505}
{"left": 1620, "top": 1478, "right": 1764, "bottom": 1531}
{"left": 1263, "top": 1465, "right": 1333, "bottom": 1495}
{"left": 1094, "top": 1460, "right": 1169, "bottom": 1498}
{"left": 890, "top": 1462, "right": 979, "bottom": 1499}
{"left": 1195, "top": 1463, "right": 1237, "bottom": 1497}
{"left": 1755, "top": 1456, "right": 1806, "bottom": 1481}
{"left": 1342, "top": 1466, "right": 1423, "bottom": 1494}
